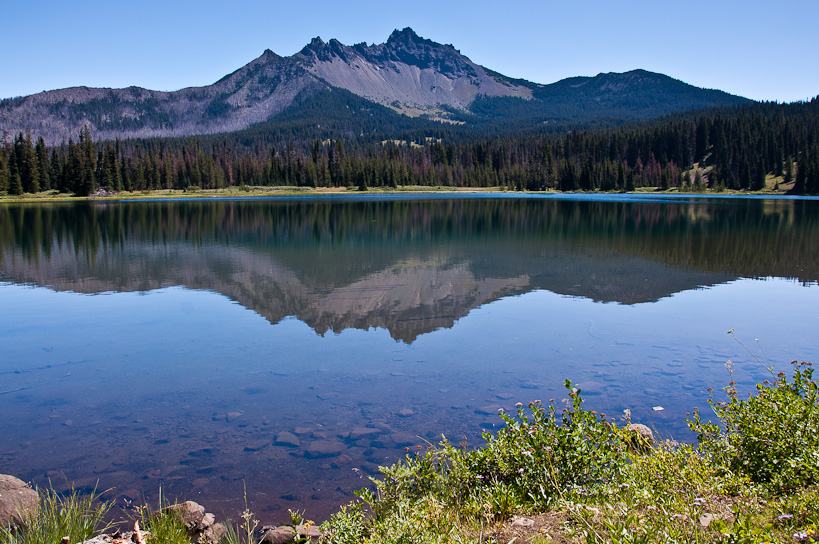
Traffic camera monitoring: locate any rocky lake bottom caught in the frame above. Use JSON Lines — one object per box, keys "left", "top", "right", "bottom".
{"left": 2, "top": 195, "right": 818, "bottom": 523}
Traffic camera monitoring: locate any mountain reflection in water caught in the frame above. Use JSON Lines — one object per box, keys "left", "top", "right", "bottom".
{"left": 3, "top": 196, "right": 816, "bottom": 342}
{"left": 1, "top": 195, "right": 817, "bottom": 522}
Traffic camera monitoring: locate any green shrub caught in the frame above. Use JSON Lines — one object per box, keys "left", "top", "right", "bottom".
{"left": 318, "top": 501, "right": 367, "bottom": 544}
{"left": 322, "top": 380, "right": 632, "bottom": 541}
{"left": 470, "top": 380, "right": 629, "bottom": 505}
{"left": 322, "top": 366, "right": 819, "bottom": 543}
{"left": 688, "top": 360, "right": 819, "bottom": 492}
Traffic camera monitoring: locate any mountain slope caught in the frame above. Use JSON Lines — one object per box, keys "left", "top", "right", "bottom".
{"left": 0, "top": 28, "right": 751, "bottom": 145}
{"left": 0, "top": 50, "right": 325, "bottom": 144}
{"left": 465, "top": 69, "right": 751, "bottom": 129}
{"left": 295, "top": 27, "right": 532, "bottom": 115}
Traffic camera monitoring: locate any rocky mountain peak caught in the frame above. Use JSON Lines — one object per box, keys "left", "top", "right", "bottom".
{"left": 381, "top": 27, "right": 465, "bottom": 72}
{"left": 0, "top": 29, "right": 750, "bottom": 146}
{"left": 286, "top": 28, "right": 531, "bottom": 114}
{"left": 386, "top": 27, "right": 423, "bottom": 45}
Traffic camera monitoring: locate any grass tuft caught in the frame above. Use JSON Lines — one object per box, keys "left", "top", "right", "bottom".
{"left": 0, "top": 486, "right": 113, "bottom": 544}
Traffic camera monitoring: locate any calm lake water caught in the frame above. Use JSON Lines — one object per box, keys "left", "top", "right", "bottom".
{"left": 1, "top": 194, "right": 818, "bottom": 522}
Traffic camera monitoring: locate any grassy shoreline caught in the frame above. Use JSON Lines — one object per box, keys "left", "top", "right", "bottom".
{"left": 0, "top": 183, "right": 798, "bottom": 204}
{"left": 4, "top": 360, "right": 817, "bottom": 543}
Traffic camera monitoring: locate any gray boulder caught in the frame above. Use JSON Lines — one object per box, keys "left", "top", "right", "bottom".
{"left": 0, "top": 474, "right": 39, "bottom": 529}
{"left": 626, "top": 423, "right": 655, "bottom": 451}
{"left": 161, "top": 500, "right": 224, "bottom": 542}
{"left": 261, "top": 524, "right": 321, "bottom": 543}
{"left": 163, "top": 500, "right": 206, "bottom": 530}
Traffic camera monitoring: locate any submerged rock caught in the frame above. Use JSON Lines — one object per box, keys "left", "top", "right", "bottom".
{"left": 244, "top": 438, "right": 271, "bottom": 452}
{"left": 348, "top": 426, "right": 380, "bottom": 440}
{"left": 475, "top": 404, "right": 503, "bottom": 415}
{"left": 275, "top": 432, "right": 301, "bottom": 448}
{"left": 390, "top": 432, "right": 417, "bottom": 446}
{"left": 305, "top": 440, "right": 346, "bottom": 458}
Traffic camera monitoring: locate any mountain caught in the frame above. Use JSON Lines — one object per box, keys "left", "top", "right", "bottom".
{"left": 0, "top": 28, "right": 751, "bottom": 145}
{"left": 466, "top": 69, "right": 752, "bottom": 128}
{"left": 0, "top": 49, "right": 324, "bottom": 145}
{"left": 294, "top": 27, "right": 532, "bottom": 114}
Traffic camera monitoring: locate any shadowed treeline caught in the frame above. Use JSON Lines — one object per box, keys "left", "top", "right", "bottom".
{"left": 1, "top": 196, "right": 817, "bottom": 340}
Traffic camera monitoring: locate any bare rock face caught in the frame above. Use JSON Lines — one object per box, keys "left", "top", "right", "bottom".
{"left": 296, "top": 27, "right": 532, "bottom": 115}
{"left": 0, "top": 474, "right": 39, "bottom": 529}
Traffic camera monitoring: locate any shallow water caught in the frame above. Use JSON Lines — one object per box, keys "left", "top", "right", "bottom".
{"left": 1, "top": 194, "right": 817, "bottom": 522}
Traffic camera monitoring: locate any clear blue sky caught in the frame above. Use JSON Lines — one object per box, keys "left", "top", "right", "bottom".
{"left": 4, "top": 0, "right": 817, "bottom": 103}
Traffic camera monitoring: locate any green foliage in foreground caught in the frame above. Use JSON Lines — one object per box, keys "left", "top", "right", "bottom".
{"left": 138, "top": 506, "right": 190, "bottom": 544}
{"left": 689, "top": 360, "right": 819, "bottom": 493}
{"left": 0, "top": 487, "right": 113, "bottom": 544}
{"left": 322, "top": 363, "right": 819, "bottom": 543}
{"left": 4, "top": 361, "right": 817, "bottom": 543}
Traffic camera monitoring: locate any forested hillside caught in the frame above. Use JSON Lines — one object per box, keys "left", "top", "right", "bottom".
{"left": 2, "top": 98, "right": 818, "bottom": 196}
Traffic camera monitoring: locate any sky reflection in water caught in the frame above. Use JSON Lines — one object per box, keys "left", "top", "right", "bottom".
{"left": 0, "top": 195, "right": 817, "bottom": 522}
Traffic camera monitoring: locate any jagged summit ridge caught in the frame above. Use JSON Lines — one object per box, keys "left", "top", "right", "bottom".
{"left": 387, "top": 27, "right": 423, "bottom": 44}
{"left": 0, "top": 28, "right": 751, "bottom": 145}
{"left": 294, "top": 27, "right": 531, "bottom": 113}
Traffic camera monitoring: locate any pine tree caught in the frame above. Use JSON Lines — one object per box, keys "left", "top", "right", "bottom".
{"left": 50, "top": 148, "right": 65, "bottom": 193}
{"left": 694, "top": 169, "right": 705, "bottom": 192}
{"left": 784, "top": 156, "right": 794, "bottom": 185}
{"left": 792, "top": 155, "right": 807, "bottom": 194}
{"left": 66, "top": 138, "right": 83, "bottom": 194}
{"left": 8, "top": 152, "right": 22, "bottom": 195}
{"left": 35, "top": 136, "right": 50, "bottom": 191}
{"left": 104, "top": 144, "right": 121, "bottom": 191}
{"left": 15, "top": 131, "right": 40, "bottom": 193}
{"left": 0, "top": 149, "right": 8, "bottom": 192}
{"left": 75, "top": 126, "right": 96, "bottom": 196}
{"left": 750, "top": 161, "right": 766, "bottom": 191}
{"left": 805, "top": 148, "right": 819, "bottom": 194}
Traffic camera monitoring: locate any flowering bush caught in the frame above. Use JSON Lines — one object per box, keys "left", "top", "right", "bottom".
{"left": 688, "top": 360, "right": 819, "bottom": 492}
{"left": 465, "top": 379, "right": 628, "bottom": 505}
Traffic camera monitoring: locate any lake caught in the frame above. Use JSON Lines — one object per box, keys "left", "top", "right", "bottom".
{"left": 1, "top": 193, "right": 818, "bottom": 522}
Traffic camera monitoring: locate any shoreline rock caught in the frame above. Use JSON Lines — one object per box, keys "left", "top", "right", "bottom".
{"left": 0, "top": 474, "right": 39, "bottom": 529}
